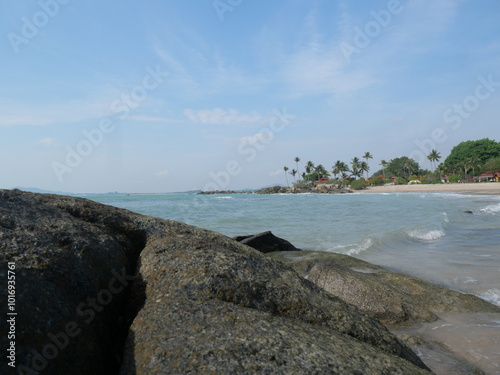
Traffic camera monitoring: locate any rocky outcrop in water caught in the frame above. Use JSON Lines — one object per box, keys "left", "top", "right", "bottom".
{"left": 255, "top": 185, "right": 353, "bottom": 194}
{"left": 269, "top": 251, "right": 500, "bottom": 326}
{"left": 233, "top": 231, "right": 300, "bottom": 253}
{"left": 0, "top": 189, "right": 430, "bottom": 374}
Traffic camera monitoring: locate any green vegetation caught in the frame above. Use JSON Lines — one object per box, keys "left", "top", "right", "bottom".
{"left": 279, "top": 138, "right": 500, "bottom": 190}
{"left": 443, "top": 138, "right": 500, "bottom": 179}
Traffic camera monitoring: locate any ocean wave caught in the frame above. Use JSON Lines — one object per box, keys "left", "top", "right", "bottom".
{"left": 480, "top": 203, "right": 500, "bottom": 214}
{"left": 477, "top": 289, "right": 500, "bottom": 307}
{"left": 406, "top": 229, "right": 445, "bottom": 241}
{"left": 215, "top": 196, "right": 233, "bottom": 200}
{"left": 442, "top": 212, "right": 449, "bottom": 223}
{"left": 327, "top": 238, "right": 375, "bottom": 256}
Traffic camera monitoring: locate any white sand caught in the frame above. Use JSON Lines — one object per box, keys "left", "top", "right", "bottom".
{"left": 358, "top": 183, "right": 500, "bottom": 195}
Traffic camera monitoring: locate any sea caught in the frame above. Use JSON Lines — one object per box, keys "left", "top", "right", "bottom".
{"left": 86, "top": 191, "right": 500, "bottom": 374}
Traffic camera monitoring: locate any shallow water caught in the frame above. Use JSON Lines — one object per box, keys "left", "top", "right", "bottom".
{"left": 394, "top": 313, "right": 500, "bottom": 375}
{"left": 87, "top": 192, "right": 500, "bottom": 307}
{"left": 87, "top": 192, "right": 500, "bottom": 374}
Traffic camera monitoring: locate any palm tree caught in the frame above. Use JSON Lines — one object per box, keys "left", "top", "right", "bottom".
{"left": 339, "top": 161, "right": 349, "bottom": 176}
{"left": 294, "top": 157, "right": 301, "bottom": 181}
{"left": 380, "top": 160, "right": 389, "bottom": 179}
{"left": 360, "top": 161, "right": 369, "bottom": 179}
{"left": 350, "top": 157, "right": 361, "bottom": 178}
{"left": 468, "top": 156, "right": 479, "bottom": 179}
{"left": 402, "top": 159, "right": 413, "bottom": 179}
{"left": 290, "top": 169, "right": 297, "bottom": 181}
{"left": 283, "top": 166, "right": 289, "bottom": 187}
{"left": 460, "top": 160, "right": 470, "bottom": 180}
{"left": 315, "top": 164, "right": 329, "bottom": 180}
{"left": 332, "top": 160, "right": 343, "bottom": 180}
{"left": 427, "top": 149, "right": 441, "bottom": 172}
{"left": 363, "top": 152, "right": 373, "bottom": 178}
{"left": 305, "top": 161, "right": 315, "bottom": 181}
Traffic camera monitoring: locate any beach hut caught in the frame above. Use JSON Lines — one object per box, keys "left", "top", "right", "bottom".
{"left": 476, "top": 172, "right": 500, "bottom": 182}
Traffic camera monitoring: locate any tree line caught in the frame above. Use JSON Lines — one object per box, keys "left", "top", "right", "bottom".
{"left": 281, "top": 138, "right": 500, "bottom": 188}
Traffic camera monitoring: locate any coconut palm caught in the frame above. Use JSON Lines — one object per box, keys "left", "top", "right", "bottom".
{"left": 350, "top": 157, "right": 362, "bottom": 178}
{"left": 315, "top": 164, "right": 329, "bottom": 180}
{"left": 380, "top": 160, "right": 389, "bottom": 179}
{"left": 283, "top": 166, "right": 289, "bottom": 187}
{"left": 363, "top": 152, "right": 373, "bottom": 178}
{"left": 360, "top": 161, "right": 369, "bottom": 179}
{"left": 460, "top": 160, "right": 470, "bottom": 180}
{"left": 305, "top": 161, "right": 315, "bottom": 181}
{"left": 427, "top": 149, "right": 441, "bottom": 172}
{"left": 332, "top": 160, "right": 342, "bottom": 180}
{"left": 468, "top": 156, "right": 479, "bottom": 179}
{"left": 402, "top": 158, "right": 413, "bottom": 179}
{"left": 290, "top": 169, "right": 297, "bottom": 181}
{"left": 294, "top": 157, "right": 301, "bottom": 181}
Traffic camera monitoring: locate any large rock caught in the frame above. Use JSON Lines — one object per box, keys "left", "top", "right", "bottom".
{"left": 233, "top": 231, "right": 300, "bottom": 253}
{"left": 0, "top": 189, "right": 431, "bottom": 374}
{"left": 268, "top": 251, "right": 500, "bottom": 326}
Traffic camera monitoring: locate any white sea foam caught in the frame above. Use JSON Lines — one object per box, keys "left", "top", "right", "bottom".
{"left": 407, "top": 229, "right": 445, "bottom": 241}
{"left": 346, "top": 238, "right": 374, "bottom": 256}
{"left": 325, "top": 238, "right": 374, "bottom": 256}
{"left": 480, "top": 203, "right": 500, "bottom": 214}
{"left": 215, "top": 196, "right": 233, "bottom": 199}
{"left": 477, "top": 289, "right": 500, "bottom": 306}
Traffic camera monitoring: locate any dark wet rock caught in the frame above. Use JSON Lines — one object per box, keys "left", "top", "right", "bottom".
{"left": 255, "top": 185, "right": 353, "bottom": 194}
{"left": 233, "top": 231, "right": 300, "bottom": 253}
{"left": 255, "top": 185, "right": 289, "bottom": 194}
{"left": 464, "top": 210, "right": 474, "bottom": 214}
{"left": 269, "top": 251, "right": 500, "bottom": 326}
{"left": 197, "top": 190, "right": 247, "bottom": 195}
{"left": 0, "top": 189, "right": 431, "bottom": 374}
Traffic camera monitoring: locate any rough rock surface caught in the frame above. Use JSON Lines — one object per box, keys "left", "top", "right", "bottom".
{"left": 0, "top": 189, "right": 431, "bottom": 374}
{"left": 233, "top": 231, "right": 300, "bottom": 253}
{"left": 269, "top": 251, "right": 500, "bottom": 326}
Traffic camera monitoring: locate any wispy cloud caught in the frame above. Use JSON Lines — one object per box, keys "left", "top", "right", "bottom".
{"left": 35, "top": 138, "right": 58, "bottom": 147}
{"left": 155, "top": 169, "right": 169, "bottom": 177}
{"left": 128, "top": 115, "right": 179, "bottom": 123}
{"left": 0, "top": 115, "right": 53, "bottom": 127}
{"left": 270, "top": 169, "right": 283, "bottom": 176}
{"left": 184, "top": 108, "right": 263, "bottom": 125}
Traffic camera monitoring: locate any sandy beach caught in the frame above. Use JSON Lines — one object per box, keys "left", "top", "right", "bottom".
{"left": 358, "top": 182, "right": 500, "bottom": 195}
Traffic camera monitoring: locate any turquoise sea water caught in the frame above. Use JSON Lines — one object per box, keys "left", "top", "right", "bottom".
{"left": 87, "top": 192, "right": 500, "bottom": 307}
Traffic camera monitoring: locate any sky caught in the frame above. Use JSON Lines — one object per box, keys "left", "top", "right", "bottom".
{"left": 1, "top": 0, "right": 499, "bottom": 193}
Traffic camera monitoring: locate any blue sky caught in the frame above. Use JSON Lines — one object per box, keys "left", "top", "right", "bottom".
{"left": 1, "top": 0, "right": 499, "bottom": 193}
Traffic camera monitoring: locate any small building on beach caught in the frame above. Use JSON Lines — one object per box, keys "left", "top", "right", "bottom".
{"left": 476, "top": 172, "right": 500, "bottom": 182}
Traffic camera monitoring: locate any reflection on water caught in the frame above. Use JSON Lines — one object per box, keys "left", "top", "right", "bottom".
{"left": 394, "top": 313, "right": 500, "bottom": 375}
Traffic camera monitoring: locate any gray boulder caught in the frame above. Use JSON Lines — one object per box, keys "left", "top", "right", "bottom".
{"left": 0, "top": 189, "right": 431, "bottom": 374}
{"left": 269, "top": 251, "right": 500, "bottom": 326}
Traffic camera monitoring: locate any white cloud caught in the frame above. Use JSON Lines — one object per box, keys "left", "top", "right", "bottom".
{"left": 0, "top": 115, "right": 53, "bottom": 127}
{"left": 128, "top": 115, "right": 178, "bottom": 123}
{"left": 184, "top": 108, "right": 262, "bottom": 125}
{"left": 155, "top": 170, "right": 169, "bottom": 177}
{"left": 270, "top": 169, "right": 283, "bottom": 176}
{"left": 239, "top": 132, "right": 273, "bottom": 144}
{"left": 35, "top": 138, "right": 58, "bottom": 147}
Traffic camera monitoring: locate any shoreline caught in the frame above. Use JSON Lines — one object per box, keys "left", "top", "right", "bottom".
{"left": 357, "top": 182, "right": 500, "bottom": 195}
